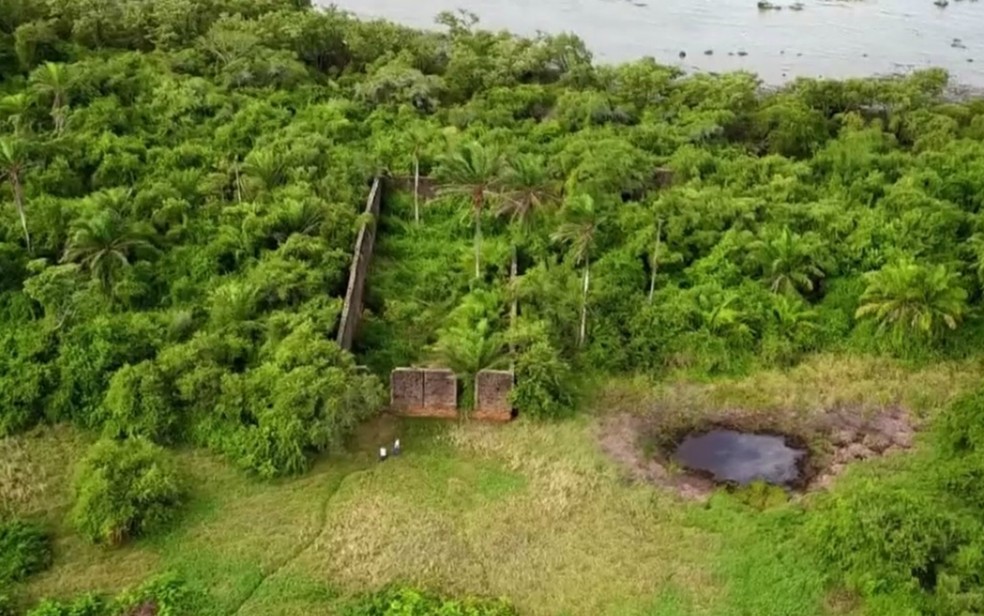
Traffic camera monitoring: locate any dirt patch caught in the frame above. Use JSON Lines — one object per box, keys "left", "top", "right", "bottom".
{"left": 596, "top": 406, "right": 917, "bottom": 500}
{"left": 597, "top": 413, "right": 715, "bottom": 501}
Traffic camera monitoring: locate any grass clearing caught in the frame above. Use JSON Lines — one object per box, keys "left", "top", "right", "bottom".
{"left": 8, "top": 353, "right": 965, "bottom": 615}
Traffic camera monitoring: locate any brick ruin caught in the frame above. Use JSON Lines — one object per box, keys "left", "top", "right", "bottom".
{"left": 388, "top": 368, "right": 514, "bottom": 421}
{"left": 474, "top": 370, "right": 515, "bottom": 422}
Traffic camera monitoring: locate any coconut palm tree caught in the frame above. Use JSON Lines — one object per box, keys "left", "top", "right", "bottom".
{"left": 242, "top": 148, "right": 285, "bottom": 198}
{"left": 62, "top": 209, "right": 159, "bottom": 292}
{"left": 749, "top": 226, "right": 825, "bottom": 296}
{"left": 0, "top": 138, "right": 30, "bottom": 251}
{"left": 0, "top": 93, "right": 32, "bottom": 136}
{"left": 855, "top": 261, "right": 967, "bottom": 339}
{"left": 551, "top": 194, "right": 598, "bottom": 347}
{"left": 30, "top": 62, "right": 71, "bottom": 134}
{"left": 437, "top": 141, "right": 503, "bottom": 280}
{"left": 497, "top": 153, "right": 557, "bottom": 336}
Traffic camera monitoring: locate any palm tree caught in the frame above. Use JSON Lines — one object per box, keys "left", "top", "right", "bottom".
{"left": 430, "top": 317, "right": 507, "bottom": 411}
{"left": 62, "top": 209, "right": 159, "bottom": 291}
{"left": 696, "top": 291, "right": 750, "bottom": 339}
{"left": 0, "top": 138, "right": 30, "bottom": 251}
{"left": 30, "top": 62, "right": 70, "bottom": 134}
{"left": 497, "top": 153, "right": 557, "bottom": 337}
{"left": 749, "top": 226, "right": 825, "bottom": 296}
{"left": 856, "top": 261, "right": 967, "bottom": 339}
{"left": 242, "top": 148, "right": 285, "bottom": 198}
{"left": 437, "top": 141, "right": 503, "bottom": 280}
{"left": 551, "top": 194, "right": 598, "bottom": 347}
{"left": 772, "top": 294, "right": 818, "bottom": 339}
{"left": 431, "top": 318, "right": 507, "bottom": 380}
{"left": 0, "top": 93, "right": 31, "bottom": 136}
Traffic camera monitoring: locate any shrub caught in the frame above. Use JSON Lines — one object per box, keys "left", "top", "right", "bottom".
{"left": 22, "top": 572, "right": 199, "bottom": 616}
{"left": 70, "top": 438, "right": 184, "bottom": 545}
{"left": 26, "top": 594, "right": 105, "bottom": 616}
{"left": 805, "top": 478, "right": 967, "bottom": 596}
{"left": 936, "top": 386, "right": 984, "bottom": 509}
{"left": 113, "top": 571, "right": 201, "bottom": 615}
{"left": 507, "top": 319, "right": 576, "bottom": 420}
{"left": 0, "top": 594, "right": 12, "bottom": 616}
{"left": 0, "top": 519, "right": 52, "bottom": 584}
{"left": 344, "top": 587, "right": 517, "bottom": 616}
{"left": 511, "top": 343, "right": 576, "bottom": 420}
{"left": 101, "top": 361, "right": 178, "bottom": 443}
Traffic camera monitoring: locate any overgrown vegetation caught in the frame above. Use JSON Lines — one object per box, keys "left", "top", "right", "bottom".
{"left": 70, "top": 438, "right": 184, "bottom": 545}
{"left": 0, "top": 520, "right": 52, "bottom": 585}
{"left": 2, "top": 0, "right": 984, "bottom": 613}
{"left": 343, "top": 587, "right": 517, "bottom": 616}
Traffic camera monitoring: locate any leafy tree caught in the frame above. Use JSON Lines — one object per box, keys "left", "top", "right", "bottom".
{"left": 856, "top": 261, "right": 968, "bottom": 340}
{"left": 437, "top": 141, "right": 503, "bottom": 280}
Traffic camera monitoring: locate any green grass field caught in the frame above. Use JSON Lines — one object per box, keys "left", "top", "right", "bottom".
{"left": 6, "top": 354, "right": 979, "bottom": 616}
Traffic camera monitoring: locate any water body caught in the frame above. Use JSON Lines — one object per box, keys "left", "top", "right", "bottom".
{"left": 672, "top": 430, "right": 806, "bottom": 486}
{"left": 320, "top": 0, "right": 984, "bottom": 86}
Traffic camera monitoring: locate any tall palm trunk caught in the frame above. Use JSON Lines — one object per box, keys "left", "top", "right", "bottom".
{"left": 413, "top": 155, "right": 420, "bottom": 224}
{"left": 579, "top": 259, "right": 590, "bottom": 347}
{"left": 473, "top": 206, "right": 482, "bottom": 280}
{"left": 509, "top": 244, "right": 518, "bottom": 357}
{"left": 11, "top": 172, "right": 29, "bottom": 252}
{"left": 648, "top": 218, "right": 663, "bottom": 303}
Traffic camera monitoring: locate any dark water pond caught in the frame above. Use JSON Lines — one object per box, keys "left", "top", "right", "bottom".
{"left": 672, "top": 430, "right": 806, "bottom": 486}
{"left": 321, "top": 0, "right": 984, "bottom": 86}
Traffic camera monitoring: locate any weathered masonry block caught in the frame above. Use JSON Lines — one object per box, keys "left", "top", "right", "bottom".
{"left": 423, "top": 369, "right": 458, "bottom": 414}
{"left": 388, "top": 368, "right": 514, "bottom": 422}
{"left": 390, "top": 368, "right": 423, "bottom": 412}
{"left": 337, "top": 177, "right": 382, "bottom": 351}
{"left": 474, "top": 370, "right": 514, "bottom": 422}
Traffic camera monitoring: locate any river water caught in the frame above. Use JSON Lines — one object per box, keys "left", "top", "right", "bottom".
{"left": 321, "top": 0, "right": 984, "bottom": 86}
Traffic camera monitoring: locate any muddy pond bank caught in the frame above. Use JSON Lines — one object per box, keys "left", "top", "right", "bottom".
{"left": 597, "top": 406, "right": 916, "bottom": 500}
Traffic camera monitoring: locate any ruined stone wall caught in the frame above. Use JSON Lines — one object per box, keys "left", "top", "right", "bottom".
{"left": 474, "top": 370, "right": 515, "bottom": 422}
{"left": 385, "top": 175, "right": 438, "bottom": 201}
{"left": 388, "top": 367, "right": 514, "bottom": 421}
{"left": 336, "top": 177, "right": 382, "bottom": 351}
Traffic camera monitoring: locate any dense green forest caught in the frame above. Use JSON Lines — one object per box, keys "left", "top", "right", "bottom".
{"left": 3, "top": 0, "right": 984, "bottom": 614}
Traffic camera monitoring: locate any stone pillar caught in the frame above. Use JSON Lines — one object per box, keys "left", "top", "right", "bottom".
{"left": 390, "top": 368, "right": 423, "bottom": 412}
{"left": 475, "top": 370, "right": 514, "bottom": 422}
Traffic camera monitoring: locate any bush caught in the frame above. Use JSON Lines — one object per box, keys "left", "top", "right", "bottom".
{"left": 70, "top": 438, "right": 185, "bottom": 545}
{"left": 0, "top": 593, "right": 13, "bottom": 616}
{"left": 936, "top": 386, "right": 984, "bottom": 509}
{"left": 509, "top": 320, "right": 576, "bottom": 420}
{"left": 101, "top": 361, "right": 178, "bottom": 443}
{"left": 344, "top": 587, "right": 517, "bottom": 616}
{"left": 22, "top": 572, "right": 199, "bottom": 616}
{"left": 0, "top": 519, "right": 52, "bottom": 584}
{"left": 113, "top": 571, "right": 201, "bottom": 615}
{"left": 26, "top": 595, "right": 105, "bottom": 616}
{"left": 805, "top": 478, "right": 967, "bottom": 597}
